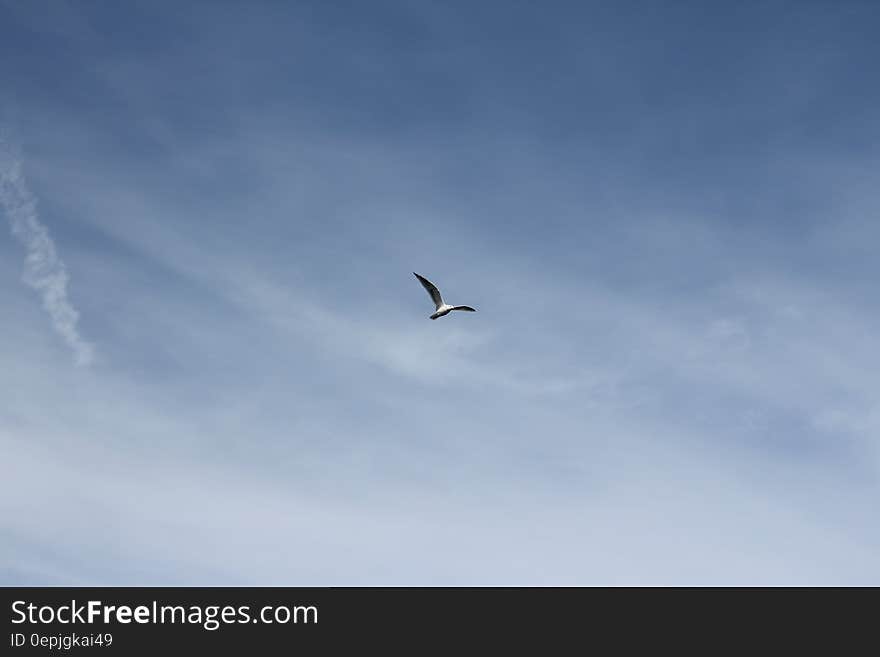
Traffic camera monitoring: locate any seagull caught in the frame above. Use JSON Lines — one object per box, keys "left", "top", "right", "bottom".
{"left": 413, "top": 272, "right": 477, "bottom": 320}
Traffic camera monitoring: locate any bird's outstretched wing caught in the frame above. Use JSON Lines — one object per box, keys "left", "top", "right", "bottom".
{"left": 451, "top": 305, "right": 476, "bottom": 312}
{"left": 413, "top": 272, "right": 443, "bottom": 309}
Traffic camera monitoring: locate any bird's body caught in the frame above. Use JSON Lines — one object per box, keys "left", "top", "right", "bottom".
{"left": 413, "top": 272, "right": 476, "bottom": 320}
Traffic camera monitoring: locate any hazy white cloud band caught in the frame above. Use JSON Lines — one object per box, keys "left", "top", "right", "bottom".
{"left": 0, "top": 145, "right": 93, "bottom": 366}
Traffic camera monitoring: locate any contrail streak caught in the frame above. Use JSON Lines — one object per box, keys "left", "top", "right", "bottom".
{"left": 0, "top": 144, "right": 94, "bottom": 366}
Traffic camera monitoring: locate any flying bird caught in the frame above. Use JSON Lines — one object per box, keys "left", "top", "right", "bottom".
{"left": 413, "top": 272, "right": 477, "bottom": 320}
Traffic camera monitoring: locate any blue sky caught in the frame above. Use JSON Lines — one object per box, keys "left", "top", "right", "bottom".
{"left": 1, "top": 0, "right": 879, "bottom": 584}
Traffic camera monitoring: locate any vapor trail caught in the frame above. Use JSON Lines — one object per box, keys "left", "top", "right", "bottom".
{"left": 0, "top": 144, "right": 94, "bottom": 366}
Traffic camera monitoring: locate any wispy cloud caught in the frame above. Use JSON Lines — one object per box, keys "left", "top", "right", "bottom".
{"left": 0, "top": 142, "right": 93, "bottom": 366}
{"left": 2, "top": 0, "right": 879, "bottom": 585}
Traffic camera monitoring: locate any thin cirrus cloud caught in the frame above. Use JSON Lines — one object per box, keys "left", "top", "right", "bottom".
{"left": 1, "top": 1, "right": 879, "bottom": 585}
{"left": 0, "top": 141, "right": 93, "bottom": 366}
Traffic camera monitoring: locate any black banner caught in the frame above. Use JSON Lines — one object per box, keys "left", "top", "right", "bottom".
{"left": 0, "top": 587, "right": 872, "bottom": 652}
